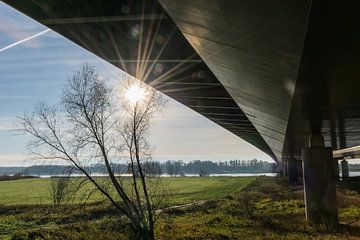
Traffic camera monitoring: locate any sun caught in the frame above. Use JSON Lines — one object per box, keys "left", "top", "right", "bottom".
{"left": 125, "top": 83, "right": 146, "bottom": 103}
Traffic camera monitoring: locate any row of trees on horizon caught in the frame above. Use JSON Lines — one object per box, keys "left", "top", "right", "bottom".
{"left": 0, "top": 159, "right": 276, "bottom": 176}
{"left": 4, "top": 161, "right": 360, "bottom": 177}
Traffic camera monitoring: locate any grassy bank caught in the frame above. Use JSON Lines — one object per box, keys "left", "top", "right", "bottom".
{"left": 0, "top": 177, "right": 255, "bottom": 206}
{"left": 1, "top": 177, "right": 360, "bottom": 239}
{"left": 155, "top": 177, "right": 360, "bottom": 239}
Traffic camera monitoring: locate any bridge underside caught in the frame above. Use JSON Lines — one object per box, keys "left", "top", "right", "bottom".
{"left": 3, "top": 0, "right": 360, "bottom": 164}
{"left": 2, "top": 0, "right": 276, "bottom": 160}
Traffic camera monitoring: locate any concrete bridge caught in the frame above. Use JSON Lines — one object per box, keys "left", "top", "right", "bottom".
{"left": 3, "top": 0, "right": 360, "bottom": 227}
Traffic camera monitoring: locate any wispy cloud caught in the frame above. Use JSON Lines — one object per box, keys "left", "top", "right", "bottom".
{"left": 0, "top": 117, "right": 18, "bottom": 132}
{"left": 0, "top": 7, "right": 46, "bottom": 47}
{"left": 0, "top": 29, "right": 50, "bottom": 53}
{"left": 0, "top": 153, "right": 30, "bottom": 166}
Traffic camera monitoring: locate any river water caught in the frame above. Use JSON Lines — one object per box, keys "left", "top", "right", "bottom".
{"left": 35, "top": 172, "right": 278, "bottom": 178}
{"left": 34, "top": 172, "right": 360, "bottom": 178}
{"left": 341, "top": 172, "right": 360, "bottom": 177}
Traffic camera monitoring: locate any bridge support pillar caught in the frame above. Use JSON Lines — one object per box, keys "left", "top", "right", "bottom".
{"left": 334, "top": 159, "right": 340, "bottom": 179}
{"left": 302, "top": 134, "right": 338, "bottom": 228}
{"left": 297, "top": 159, "right": 303, "bottom": 181}
{"left": 288, "top": 156, "right": 298, "bottom": 185}
{"left": 341, "top": 159, "right": 349, "bottom": 178}
{"left": 283, "top": 159, "right": 288, "bottom": 177}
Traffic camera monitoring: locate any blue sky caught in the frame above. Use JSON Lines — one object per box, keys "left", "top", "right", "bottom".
{"left": 0, "top": 1, "right": 272, "bottom": 166}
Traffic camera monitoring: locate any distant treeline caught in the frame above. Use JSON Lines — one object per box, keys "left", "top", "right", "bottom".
{"left": 0, "top": 167, "right": 26, "bottom": 175}
{"left": 161, "top": 159, "right": 276, "bottom": 176}
{"left": 0, "top": 159, "right": 276, "bottom": 176}
{"left": 1, "top": 160, "right": 359, "bottom": 177}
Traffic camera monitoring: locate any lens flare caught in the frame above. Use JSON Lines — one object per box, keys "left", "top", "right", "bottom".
{"left": 125, "top": 84, "right": 146, "bottom": 103}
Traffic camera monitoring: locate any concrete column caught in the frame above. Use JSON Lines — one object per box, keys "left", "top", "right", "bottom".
{"left": 341, "top": 159, "right": 349, "bottom": 178}
{"left": 283, "top": 159, "right": 288, "bottom": 177}
{"left": 297, "top": 159, "right": 303, "bottom": 182}
{"left": 279, "top": 162, "right": 285, "bottom": 177}
{"left": 302, "top": 134, "right": 338, "bottom": 228}
{"left": 334, "top": 159, "right": 340, "bottom": 179}
{"left": 288, "top": 156, "right": 298, "bottom": 185}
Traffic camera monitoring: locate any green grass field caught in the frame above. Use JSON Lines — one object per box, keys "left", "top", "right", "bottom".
{"left": 1, "top": 177, "right": 360, "bottom": 239}
{"left": 0, "top": 176, "right": 256, "bottom": 206}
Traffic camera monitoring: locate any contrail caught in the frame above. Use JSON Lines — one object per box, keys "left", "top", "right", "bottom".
{"left": 0, "top": 28, "right": 51, "bottom": 53}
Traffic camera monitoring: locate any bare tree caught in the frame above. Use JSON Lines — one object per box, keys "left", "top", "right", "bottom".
{"left": 19, "top": 64, "right": 165, "bottom": 240}
{"left": 47, "top": 167, "right": 88, "bottom": 206}
{"left": 48, "top": 167, "right": 73, "bottom": 206}
{"left": 119, "top": 78, "right": 167, "bottom": 239}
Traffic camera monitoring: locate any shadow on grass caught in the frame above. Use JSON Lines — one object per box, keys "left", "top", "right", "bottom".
{"left": 338, "top": 176, "right": 360, "bottom": 194}
{"left": 234, "top": 177, "right": 360, "bottom": 238}
{"left": 4, "top": 177, "right": 360, "bottom": 239}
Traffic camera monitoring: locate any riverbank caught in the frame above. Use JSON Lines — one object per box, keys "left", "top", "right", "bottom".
{"left": 0, "top": 177, "right": 255, "bottom": 206}
{"left": 0, "top": 175, "right": 38, "bottom": 181}
{"left": 1, "top": 177, "right": 360, "bottom": 239}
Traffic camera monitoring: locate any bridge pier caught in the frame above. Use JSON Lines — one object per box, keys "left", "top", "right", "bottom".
{"left": 341, "top": 159, "right": 349, "bottom": 178}
{"left": 283, "top": 159, "right": 288, "bottom": 177}
{"left": 288, "top": 156, "right": 299, "bottom": 185}
{"left": 302, "top": 134, "right": 338, "bottom": 228}
{"left": 334, "top": 159, "right": 340, "bottom": 180}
